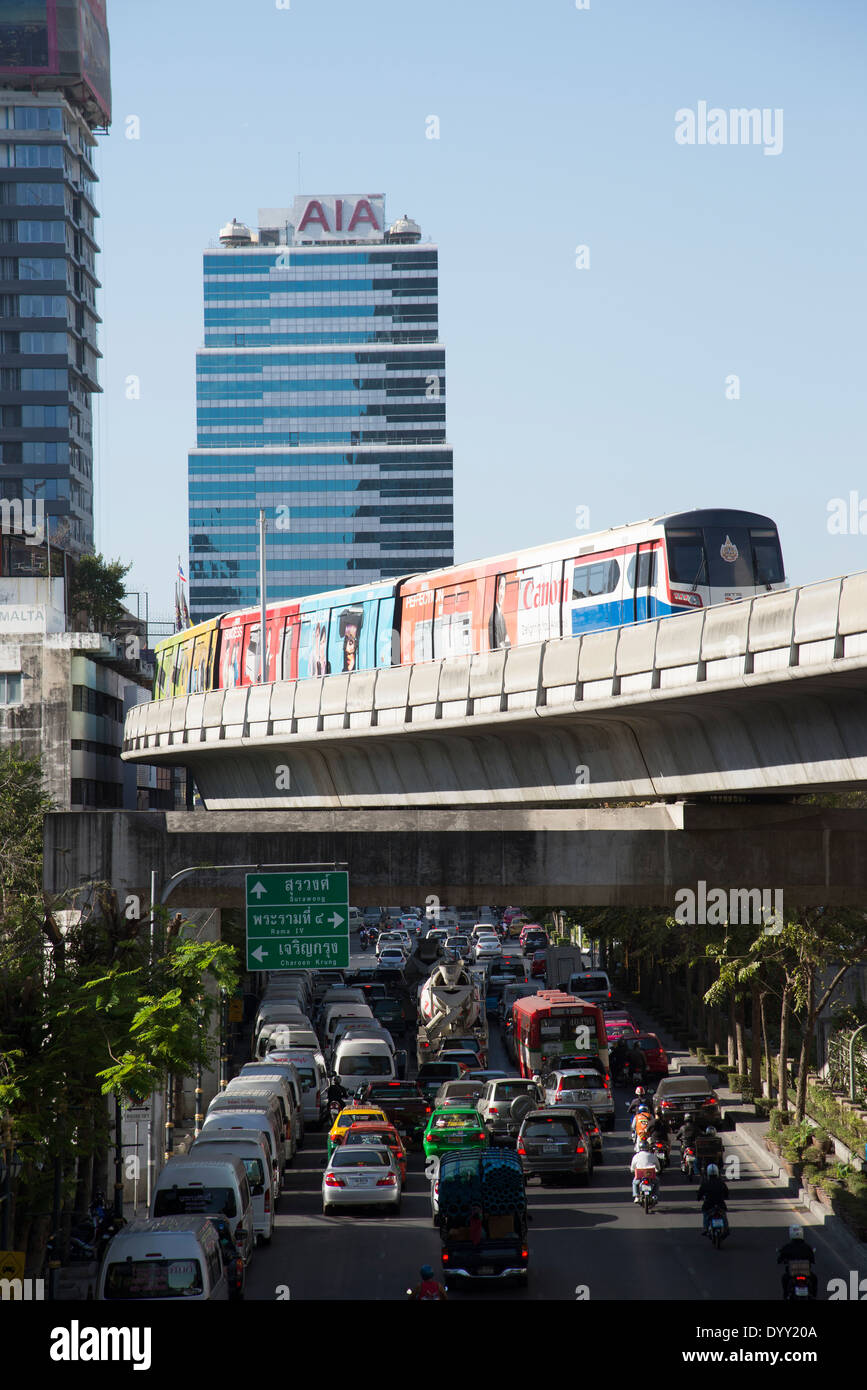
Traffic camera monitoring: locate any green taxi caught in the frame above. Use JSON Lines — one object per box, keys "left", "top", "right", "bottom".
{"left": 422, "top": 1106, "right": 489, "bottom": 1161}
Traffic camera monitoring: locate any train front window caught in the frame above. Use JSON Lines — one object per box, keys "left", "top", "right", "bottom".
{"left": 666, "top": 529, "right": 707, "bottom": 587}
{"left": 702, "top": 527, "right": 756, "bottom": 588}
{"left": 750, "top": 529, "right": 785, "bottom": 585}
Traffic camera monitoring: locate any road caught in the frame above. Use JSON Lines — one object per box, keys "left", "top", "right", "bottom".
{"left": 244, "top": 945, "right": 856, "bottom": 1302}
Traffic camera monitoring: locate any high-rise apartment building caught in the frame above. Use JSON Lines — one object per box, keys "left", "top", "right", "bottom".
{"left": 0, "top": 1, "right": 110, "bottom": 575}
{"left": 188, "top": 194, "right": 454, "bottom": 622}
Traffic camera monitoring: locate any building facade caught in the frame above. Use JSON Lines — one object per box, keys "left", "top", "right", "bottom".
{"left": 0, "top": 1, "right": 110, "bottom": 572}
{"left": 188, "top": 195, "right": 454, "bottom": 622}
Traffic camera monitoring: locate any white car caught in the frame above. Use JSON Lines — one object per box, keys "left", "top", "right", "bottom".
{"left": 473, "top": 937, "right": 502, "bottom": 962}
{"left": 322, "top": 1144, "right": 402, "bottom": 1215}
{"left": 378, "top": 949, "right": 406, "bottom": 971}
{"left": 375, "top": 932, "right": 406, "bottom": 959}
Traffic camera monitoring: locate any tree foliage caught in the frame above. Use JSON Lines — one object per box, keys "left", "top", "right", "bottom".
{"left": 68, "top": 553, "right": 132, "bottom": 632}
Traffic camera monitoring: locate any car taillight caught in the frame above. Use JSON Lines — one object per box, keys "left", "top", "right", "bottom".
{"left": 425, "top": 1106, "right": 432, "bottom": 1114}
{"left": 442, "top": 1250, "right": 449, "bottom": 1262}
{"left": 575, "top": 1145, "right": 586, "bottom": 1154}
{"left": 324, "top": 1174, "right": 345, "bottom": 1187}
{"left": 702, "top": 1098, "right": 716, "bottom": 1107}
{"left": 517, "top": 1144, "right": 526, "bottom": 1155}
{"left": 489, "top": 1106, "right": 499, "bottom": 1115}
{"left": 376, "top": 1173, "right": 397, "bottom": 1186}
{"left": 521, "top": 1248, "right": 529, "bottom": 1259}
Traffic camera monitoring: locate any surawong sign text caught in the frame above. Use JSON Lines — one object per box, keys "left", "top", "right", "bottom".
{"left": 246, "top": 871, "right": 349, "bottom": 969}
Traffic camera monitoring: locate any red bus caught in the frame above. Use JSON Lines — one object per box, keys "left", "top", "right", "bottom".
{"left": 512, "top": 992, "right": 609, "bottom": 1079}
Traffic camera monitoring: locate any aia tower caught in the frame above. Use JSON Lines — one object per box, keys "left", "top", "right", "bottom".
{"left": 188, "top": 194, "right": 454, "bottom": 622}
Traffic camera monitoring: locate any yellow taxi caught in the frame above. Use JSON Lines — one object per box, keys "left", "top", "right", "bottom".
{"left": 327, "top": 1105, "right": 389, "bottom": 1157}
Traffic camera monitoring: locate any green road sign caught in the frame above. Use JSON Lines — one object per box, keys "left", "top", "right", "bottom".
{"left": 246, "top": 870, "right": 349, "bottom": 970}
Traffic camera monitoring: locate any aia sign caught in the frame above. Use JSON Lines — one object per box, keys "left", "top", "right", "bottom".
{"left": 291, "top": 194, "right": 384, "bottom": 242}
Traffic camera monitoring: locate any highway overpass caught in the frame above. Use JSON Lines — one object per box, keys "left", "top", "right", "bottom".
{"left": 121, "top": 571, "right": 867, "bottom": 810}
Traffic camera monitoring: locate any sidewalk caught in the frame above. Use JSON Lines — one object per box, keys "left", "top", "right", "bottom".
{"left": 624, "top": 993, "right": 867, "bottom": 1271}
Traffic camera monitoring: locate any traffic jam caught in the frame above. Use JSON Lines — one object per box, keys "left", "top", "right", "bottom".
{"left": 96, "top": 908, "right": 820, "bottom": 1302}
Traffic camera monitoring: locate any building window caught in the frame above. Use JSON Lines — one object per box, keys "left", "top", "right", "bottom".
{"left": 0, "top": 673, "right": 23, "bottom": 705}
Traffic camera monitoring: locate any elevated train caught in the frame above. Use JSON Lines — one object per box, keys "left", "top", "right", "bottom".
{"left": 154, "top": 508, "right": 786, "bottom": 700}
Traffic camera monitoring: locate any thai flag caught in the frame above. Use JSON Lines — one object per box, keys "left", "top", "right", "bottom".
{"left": 177, "top": 560, "right": 187, "bottom": 584}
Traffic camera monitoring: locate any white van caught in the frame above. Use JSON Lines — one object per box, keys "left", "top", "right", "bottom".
{"left": 225, "top": 1074, "right": 304, "bottom": 1151}
{"left": 323, "top": 1002, "right": 374, "bottom": 1056}
{"left": 243, "top": 1053, "right": 328, "bottom": 1128}
{"left": 98, "top": 1217, "right": 228, "bottom": 1301}
{"left": 207, "top": 1091, "right": 293, "bottom": 1169}
{"left": 198, "top": 1113, "right": 281, "bottom": 1200}
{"left": 347, "top": 907, "right": 362, "bottom": 931}
{"left": 333, "top": 1037, "right": 396, "bottom": 1089}
{"left": 150, "top": 1156, "right": 254, "bottom": 1265}
{"left": 259, "top": 1027, "right": 320, "bottom": 1059}
{"left": 188, "top": 1134, "right": 274, "bottom": 1244}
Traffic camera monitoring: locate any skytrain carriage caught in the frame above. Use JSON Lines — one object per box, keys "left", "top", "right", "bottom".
{"left": 397, "top": 508, "right": 785, "bottom": 661}
{"left": 152, "top": 508, "right": 785, "bottom": 698}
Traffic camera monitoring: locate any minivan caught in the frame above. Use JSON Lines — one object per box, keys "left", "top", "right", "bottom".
{"left": 98, "top": 1217, "right": 228, "bottom": 1301}
{"left": 225, "top": 1074, "right": 304, "bottom": 1152}
{"left": 188, "top": 1134, "right": 274, "bottom": 1244}
{"left": 243, "top": 1053, "right": 328, "bottom": 1128}
{"left": 323, "top": 1002, "right": 374, "bottom": 1055}
{"left": 333, "top": 1037, "right": 396, "bottom": 1089}
{"left": 254, "top": 1020, "right": 315, "bottom": 1059}
{"left": 198, "top": 1112, "right": 281, "bottom": 1198}
{"left": 261, "top": 1027, "right": 321, "bottom": 1057}
{"left": 150, "top": 1156, "right": 254, "bottom": 1265}
{"left": 567, "top": 970, "right": 613, "bottom": 1005}
{"left": 206, "top": 1092, "right": 291, "bottom": 1173}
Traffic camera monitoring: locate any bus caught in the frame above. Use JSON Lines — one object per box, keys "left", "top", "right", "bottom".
{"left": 511, "top": 991, "right": 609, "bottom": 1079}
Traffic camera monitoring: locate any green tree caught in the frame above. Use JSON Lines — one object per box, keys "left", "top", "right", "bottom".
{"left": 68, "top": 553, "right": 132, "bottom": 632}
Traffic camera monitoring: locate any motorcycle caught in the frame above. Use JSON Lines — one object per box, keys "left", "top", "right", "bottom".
{"left": 681, "top": 1145, "right": 697, "bottom": 1181}
{"left": 652, "top": 1139, "right": 670, "bottom": 1170}
{"left": 783, "top": 1260, "right": 815, "bottom": 1299}
{"left": 704, "top": 1205, "right": 729, "bottom": 1249}
{"left": 359, "top": 929, "right": 369, "bottom": 951}
{"left": 636, "top": 1174, "right": 658, "bottom": 1214}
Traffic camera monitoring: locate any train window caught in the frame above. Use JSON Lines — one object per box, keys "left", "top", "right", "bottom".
{"left": 572, "top": 558, "right": 620, "bottom": 601}
{"left": 750, "top": 529, "right": 784, "bottom": 585}
{"left": 666, "top": 529, "right": 706, "bottom": 586}
{"left": 626, "top": 551, "right": 657, "bottom": 588}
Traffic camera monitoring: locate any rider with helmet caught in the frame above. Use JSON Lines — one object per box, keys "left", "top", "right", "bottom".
{"left": 776, "top": 1225, "right": 817, "bottom": 1298}
{"left": 696, "top": 1162, "right": 729, "bottom": 1234}
{"left": 632, "top": 1105, "right": 653, "bottom": 1143}
{"left": 630, "top": 1139, "right": 662, "bottom": 1202}
{"left": 627, "top": 1087, "right": 649, "bottom": 1119}
{"left": 409, "top": 1263, "right": 448, "bottom": 1301}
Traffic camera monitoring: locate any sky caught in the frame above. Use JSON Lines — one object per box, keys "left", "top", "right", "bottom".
{"left": 94, "top": 0, "right": 867, "bottom": 625}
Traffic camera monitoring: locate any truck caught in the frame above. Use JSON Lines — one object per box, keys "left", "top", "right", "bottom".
{"left": 416, "top": 959, "right": 488, "bottom": 1068}
{"left": 436, "top": 1147, "right": 529, "bottom": 1286}
{"left": 544, "top": 946, "right": 591, "bottom": 990}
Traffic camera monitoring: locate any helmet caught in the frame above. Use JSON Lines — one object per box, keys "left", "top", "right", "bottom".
{"left": 639, "top": 1140, "right": 650, "bottom": 1151}
{"left": 635, "top": 1087, "right": 645, "bottom": 1096}
{"left": 788, "top": 1224, "right": 804, "bottom": 1242}
{"left": 706, "top": 1163, "right": 719, "bottom": 1177}
{"left": 420, "top": 1264, "right": 434, "bottom": 1279}
{"left": 683, "top": 1112, "right": 694, "bottom": 1122}
{"left": 637, "top": 1105, "right": 649, "bottom": 1114}
{"left": 705, "top": 1126, "right": 717, "bottom": 1135}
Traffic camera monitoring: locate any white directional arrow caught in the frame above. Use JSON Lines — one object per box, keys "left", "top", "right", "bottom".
{"left": 329, "top": 912, "right": 345, "bottom": 929}
{"left": 250, "top": 881, "right": 267, "bottom": 899}
{"left": 251, "top": 945, "right": 268, "bottom": 963}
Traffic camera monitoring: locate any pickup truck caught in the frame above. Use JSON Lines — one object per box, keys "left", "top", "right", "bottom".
{"left": 437, "top": 1147, "right": 529, "bottom": 1287}
{"left": 357, "top": 1080, "right": 432, "bottom": 1149}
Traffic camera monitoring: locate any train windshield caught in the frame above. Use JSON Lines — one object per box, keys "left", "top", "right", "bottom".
{"left": 666, "top": 525, "right": 784, "bottom": 589}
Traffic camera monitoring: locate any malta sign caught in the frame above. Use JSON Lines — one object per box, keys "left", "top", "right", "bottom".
{"left": 246, "top": 870, "right": 349, "bottom": 970}
{"left": 291, "top": 194, "right": 384, "bottom": 242}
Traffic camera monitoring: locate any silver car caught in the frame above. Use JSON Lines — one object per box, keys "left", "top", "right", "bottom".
{"left": 477, "top": 1078, "right": 544, "bottom": 1143}
{"left": 322, "top": 1144, "right": 402, "bottom": 1215}
{"left": 433, "top": 1079, "right": 484, "bottom": 1108}
{"left": 542, "top": 1068, "right": 615, "bottom": 1131}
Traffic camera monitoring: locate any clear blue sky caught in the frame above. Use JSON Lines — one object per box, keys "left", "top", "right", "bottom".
{"left": 94, "top": 0, "right": 867, "bottom": 623}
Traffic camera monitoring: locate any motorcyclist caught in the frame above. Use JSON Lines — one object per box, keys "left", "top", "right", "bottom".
{"left": 632, "top": 1105, "right": 653, "bottom": 1143}
{"left": 611, "top": 1037, "right": 630, "bottom": 1082}
{"left": 630, "top": 1139, "right": 662, "bottom": 1203}
{"left": 695, "top": 1123, "right": 724, "bottom": 1175}
{"left": 776, "top": 1224, "right": 817, "bottom": 1298}
{"left": 627, "top": 1086, "right": 649, "bottom": 1119}
{"left": 327, "top": 1079, "right": 349, "bottom": 1110}
{"left": 646, "top": 1111, "right": 670, "bottom": 1160}
{"left": 627, "top": 1041, "right": 648, "bottom": 1084}
{"left": 408, "top": 1263, "right": 448, "bottom": 1301}
{"left": 696, "top": 1162, "right": 729, "bottom": 1235}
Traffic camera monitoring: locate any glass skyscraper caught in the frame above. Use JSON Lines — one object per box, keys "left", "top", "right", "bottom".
{"left": 188, "top": 195, "right": 454, "bottom": 622}
{"left": 0, "top": 2, "right": 110, "bottom": 574}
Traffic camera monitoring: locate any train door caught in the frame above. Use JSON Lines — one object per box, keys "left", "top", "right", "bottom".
{"left": 629, "top": 543, "right": 657, "bottom": 622}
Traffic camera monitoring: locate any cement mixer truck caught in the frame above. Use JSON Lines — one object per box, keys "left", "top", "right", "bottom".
{"left": 416, "top": 959, "right": 488, "bottom": 1068}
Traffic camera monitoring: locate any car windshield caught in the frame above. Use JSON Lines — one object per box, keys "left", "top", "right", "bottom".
{"left": 560, "top": 1075, "right": 602, "bottom": 1090}
{"left": 153, "top": 1186, "right": 236, "bottom": 1218}
{"left": 571, "top": 974, "right": 608, "bottom": 991}
{"left": 331, "top": 1149, "right": 389, "bottom": 1168}
{"left": 492, "top": 1082, "right": 538, "bottom": 1099}
{"left": 368, "top": 1084, "right": 419, "bottom": 1098}
{"left": 336, "top": 1111, "right": 381, "bottom": 1128}
{"left": 433, "top": 1113, "right": 478, "bottom": 1128}
{"left": 524, "top": 1119, "right": 576, "bottom": 1138}
{"left": 104, "top": 1258, "right": 204, "bottom": 1299}
{"left": 418, "top": 1065, "right": 460, "bottom": 1079}
{"left": 339, "top": 1057, "right": 392, "bottom": 1076}
{"left": 345, "top": 1130, "right": 395, "bottom": 1146}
